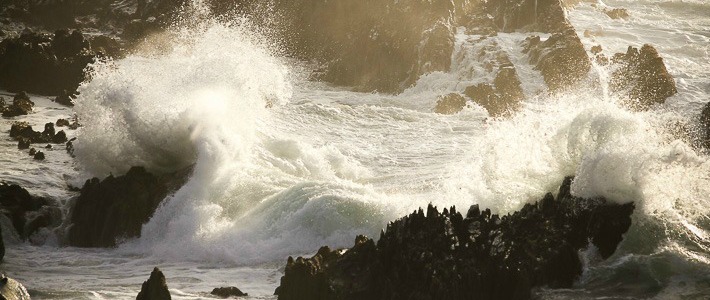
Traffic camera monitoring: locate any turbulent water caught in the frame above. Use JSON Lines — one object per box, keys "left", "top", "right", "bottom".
{"left": 2, "top": 0, "right": 710, "bottom": 298}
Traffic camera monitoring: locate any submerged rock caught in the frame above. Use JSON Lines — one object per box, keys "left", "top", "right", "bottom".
{"left": 33, "top": 151, "right": 45, "bottom": 160}
{"left": 136, "top": 267, "right": 171, "bottom": 300}
{"left": 211, "top": 286, "right": 248, "bottom": 298}
{"left": 610, "top": 44, "right": 677, "bottom": 110}
{"left": 0, "top": 274, "right": 31, "bottom": 300}
{"left": 68, "top": 166, "right": 191, "bottom": 247}
{"left": 605, "top": 8, "right": 630, "bottom": 19}
{"left": 275, "top": 177, "right": 635, "bottom": 300}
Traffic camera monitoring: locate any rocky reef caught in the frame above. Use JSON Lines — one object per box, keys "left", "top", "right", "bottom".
{"left": 0, "top": 183, "right": 60, "bottom": 241}
{"left": 136, "top": 267, "right": 171, "bottom": 300}
{"left": 1, "top": 92, "right": 34, "bottom": 117}
{"left": 609, "top": 44, "right": 677, "bottom": 110}
{"left": 211, "top": 286, "right": 248, "bottom": 298}
{"left": 275, "top": 177, "right": 634, "bottom": 300}
{"left": 68, "top": 166, "right": 191, "bottom": 247}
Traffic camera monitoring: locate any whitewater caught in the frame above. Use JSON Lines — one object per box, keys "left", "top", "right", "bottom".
{"left": 2, "top": 0, "right": 710, "bottom": 298}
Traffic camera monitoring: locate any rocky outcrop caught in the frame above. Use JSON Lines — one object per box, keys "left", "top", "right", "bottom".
{"left": 0, "top": 274, "right": 31, "bottom": 300}
{"left": 486, "top": 0, "right": 573, "bottom": 33}
{"left": 522, "top": 30, "right": 592, "bottom": 91}
{"left": 465, "top": 66, "right": 524, "bottom": 117}
{"left": 68, "top": 166, "right": 191, "bottom": 247}
{"left": 10, "top": 122, "right": 69, "bottom": 145}
{"left": 0, "top": 183, "right": 59, "bottom": 239}
{"left": 1, "top": 92, "right": 34, "bottom": 118}
{"left": 136, "top": 267, "right": 171, "bottom": 300}
{"left": 211, "top": 287, "right": 248, "bottom": 298}
{"left": 700, "top": 102, "right": 710, "bottom": 150}
{"left": 610, "top": 45, "right": 677, "bottom": 110}
{"left": 434, "top": 93, "right": 468, "bottom": 115}
{"left": 605, "top": 8, "right": 630, "bottom": 20}
{"left": 275, "top": 177, "right": 635, "bottom": 300}
{"left": 0, "top": 29, "right": 96, "bottom": 95}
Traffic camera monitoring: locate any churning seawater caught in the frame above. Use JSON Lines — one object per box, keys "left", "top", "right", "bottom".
{"left": 2, "top": 0, "right": 710, "bottom": 298}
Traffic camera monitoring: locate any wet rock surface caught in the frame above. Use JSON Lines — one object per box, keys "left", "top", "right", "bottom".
{"left": 434, "top": 93, "right": 468, "bottom": 115}
{"left": 0, "top": 274, "right": 31, "bottom": 300}
{"left": 465, "top": 66, "right": 524, "bottom": 117}
{"left": 1, "top": 92, "right": 34, "bottom": 118}
{"left": 136, "top": 267, "right": 171, "bottom": 300}
{"left": 68, "top": 166, "right": 192, "bottom": 247}
{"left": 211, "top": 286, "right": 248, "bottom": 298}
{"left": 610, "top": 44, "right": 677, "bottom": 110}
{"left": 276, "top": 177, "right": 635, "bottom": 300}
{"left": 10, "top": 122, "right": 68, "bottom": 145}
{"left": 522, "top": 30, "right": 592, "bottom": 91}
{"left": 0, "top": 183, "right": 57, "bottom": 239}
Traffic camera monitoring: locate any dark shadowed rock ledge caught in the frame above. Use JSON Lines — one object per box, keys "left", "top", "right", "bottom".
{"left": 275, "top": 177, "right": 634, "bottom": 300}
{"left": 68, "top": 166, "right": 192, "bottom": 248}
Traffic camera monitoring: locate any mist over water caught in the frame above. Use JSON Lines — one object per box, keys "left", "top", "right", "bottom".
{"left": 3, "top": 0, "right": 710, "bottom": 298}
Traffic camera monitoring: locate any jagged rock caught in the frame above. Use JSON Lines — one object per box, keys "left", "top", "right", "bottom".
{"left": 44, "top": 144, "right": 52, "bottom": 149}
{"left": 434, "top": 93, "right": 468, "bottom": 115}
{"left": 211, "top": 286, "right": 248, "bottom": 298}
{"left": 0, "top": 274, "right": 31, "bottom": 300}
{"left": 1, "top": 92, "right": 34, "bottom": 117}
{"left": 68, "top": 166, "right": 191, "bottom": 247}
{"left": 275, "top": 177, "right": 634, "bottom": 300}
{"left": 136, "top": 267, "right": 171, "bottom": 300}
{"left": 0, "top": 30, "right": 95, "bottom": 95}
{"left": 56, "top": 118, "right": 70, "bottom": 127}
{"left": 0, "top": 182, "right": 50, "bottom": 239}
{"left": 610, "top": 44, "right": 677, "bottom": 110}
{"left": 464, "top": 66, "right": 524, "bottom": 117}
{"left": 9, "top": 121, "right": 70, "bottom": 145}
{"left": 487, "top": 0, "right": 573, "bottom": 33}
{"left": 33, "top": 151, "right": 45, "bottom": 160}
{"left": 28, "top": 148, "right": 36, "bottom": 156}
{"left": 522, "top": 30, "right": 592, "bottom": 91}
{"left": 605, "top": 8, "right": 630, "bottom": 19}
{"left": 17, "top": 139, "right": 29, "bottom": 150}
{"left": 591, "top": 45, "right": 603, "bottom": 54}
{"left": 701, "top": 102, "right": 710, "bottom": 149}
{"left": 54, "top": 90, "right": 75, "bottom": 107}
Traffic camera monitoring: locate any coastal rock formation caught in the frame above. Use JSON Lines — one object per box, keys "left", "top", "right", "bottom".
{"left": 434, "top": 93, "right": 468, "bottom": 115}
{"left": 9, "top": 122, "right": 68, "bottom": 145}
{"left": 487, "top": 0, "right": 573, "bottom": 33}
{"left": 275, "top": 177, "right": 635, "bottom": 300}
{"left": 700, "top": 102, "right": 710, "bottom": 149}
{"left": 0, "top": 29, "right": 95, "bottom": 95}
{"left": 610, "top": 44, "right": 677, "bottom": 110}
{"left": 211, "top": 287, "right": 248, "bottom": 298}
{"left": 68, "top": 166, "right": 191, "bottom": 247}
{"left": 522, "top": 30, "right": 592, "bottom": 91}
{"left": 136, "top": 267, "right": 171, "bottom": 300}
{"left": 1, "top": 92, "right": 34, "bottom": 118}
{"left": 465, "top": 66, "right": 524, "bottom": 117}
{"left": 0, "top": 183, "right": 54, "bottom": 239}
{"left": 0, "top": 274, "right": 31, "bottom": 300}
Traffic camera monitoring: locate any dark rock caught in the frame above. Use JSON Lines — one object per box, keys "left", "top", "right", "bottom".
{"left": 33, "top": 151, "right": 45, "bottom": 160}
{"left": 1, "top": 92, "right": 34, "bottom": 117}
{"left": 701, "top": 102, "right": 710, "bottom": 149}
{"left": 211, "top": 286, "right": 248, "bottom": 298}
{"left": 610, "top": 44, "right": 677, "bottom": 110}
{"left": 9, "top": 121, "right": 70, "bottom": 145}
{"left": 56, "top": 118, "right": 71, "bottom": 127}
{"left": 43, "top": 122, "right": 55, "bottom": 136}
{"left": 53, "top": 130, "right": 68, "bottom": 143}
{"left": 487, "top": 0, "right": 573, "bottom": 33}
{"left": 66, "top": 138, "right": 75, "bottom": 156}
{"left": 45, "top": 144, "right": 52, "bottom": 149}
{"left": 69, "top": 166, "right": 192, "bottom": 247}
{"left": 0, "top": 275, "right": 31, "bottom": 300}
{"left": 434, "top": 93, "right": 468, "bottom": 115}
{"left": 89, "top": 35, "right": 123, "bottom": 58}
{"left": 275, "top": 177, "right": 635, "bottom": 300}
{"left": 136, "top": 267, "right": 171, "bottom": 300}
{"left": 0, "top": 224, "right": 4, "bottom": 262}
{"left": 0, "top": 30, "right": 95, "bottom": 95}
{"left": 29, "top": 148, "right": 36, "bottom": 156}
{"left": 17, "top": 139, "right": 30, "bottom": 150}
{"left": 522, "top": 30, "right": 592, "bottom": 91}
{"left": 0, "top": 182, "right": 50, "bottom": 239}
{"left": 54, "top": 90, "right": 75, "bottom": 107}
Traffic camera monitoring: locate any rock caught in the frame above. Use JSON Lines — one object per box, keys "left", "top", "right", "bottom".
{"left": 53, "top": 130, "right": 68, "bottom": 143}
{"left": 605, "top": 8, "right": 630, "bottom": 19}
{"left": 591, "top": 45, "right": 603, "bottom": 55}
{"left": 0, "top": 223, "right": 4, "bottom": 262}
{"left": 136, "top": 267, "right": 171, "bottom": 300}
{"left": 0, "top": 274, "right": 31, "bottom": 300}
{"left": 54, "top": 90, "right": 75, "bottom": 107}
{"left": 17, "top": 139, "right": 30, "bottom": 150}
{"left": 275, "top": 177, "right": 635, "bottom": 300}
{"left": 701, "top": 102, "right": 710, "bottom": 149}
{"left": 487, "top": 0, "right": 573, "bottom": 33}
{"left": 28, "top": 148, "right": 36, "bottom": 156}
{"left": 434, "top": 93, "right": 468, "bottom": 115}
{"left": 211, "top": 286, "right": 248, "bottom": 298}
{"left": 68, "top": 166, "right": 192, "bottom": 247}
{"left": 0, "top": 30, "right": 95, "bottom": 95}
{"left": 464, "top": 66, "right": 524, "bottom": 117}
{"left": 1, "top": 92, "right": 34, "bottom": 117}
{"left": 43, "top": 122, "right": 55, "bottom": 136}
{"left": 33, "top": 151, "right": 45, "bottom": 160}
{"left": 44, "top": 144, "right": 52, "bottom": 149}
{"left": 522, "top": 30, "right": 592, "bottom": 91}
{"left": 610, "top": 44, "right": 677, "bottom": 110}
{"left": 9, "top": 121, "right": 70, "bottom": 145}
{"left": 89, "top": 35, "right": 123, "bottom": 58}
{"left": 0, "top": 182, "right": 50, "bottom": 239}
{"left": 56, "top": 118, "right": 70, "bottom": 127}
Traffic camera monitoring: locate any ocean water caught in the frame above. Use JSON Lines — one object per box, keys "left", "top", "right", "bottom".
{"left": 2, "top": 0, "right": 710, "bottom": 298}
